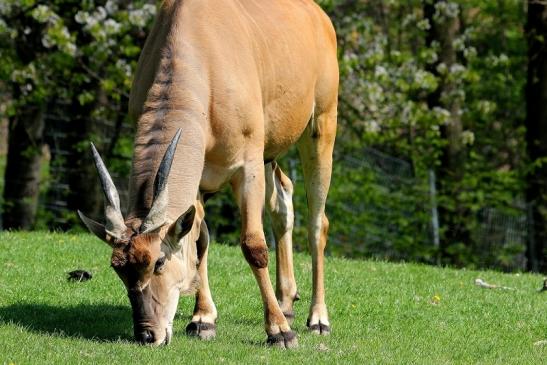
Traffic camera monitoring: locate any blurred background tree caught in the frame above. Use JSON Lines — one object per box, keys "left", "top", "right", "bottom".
{"left": 0, "top": 0, "right": 155, "bottom": 229}
{"left": 526, "top": 0, "right": 547, "bottom": 272}
{"left": 0, "top": 0, "right": 544, "bottom": 272}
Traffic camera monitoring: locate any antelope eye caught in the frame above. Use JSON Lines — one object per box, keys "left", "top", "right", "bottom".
{"left": 154, "top": 256, "right": 166, "bottom": 273}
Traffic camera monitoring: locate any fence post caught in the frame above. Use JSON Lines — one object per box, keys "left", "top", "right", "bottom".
{"left": 429, "top": 169, "right": 440, "bottom": 262}
{"left": 526, "top": 203, "right": 539, "bottom": 272}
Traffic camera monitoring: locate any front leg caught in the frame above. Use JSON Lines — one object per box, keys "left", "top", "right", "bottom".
{"left": 232, "top": 161, "right": 297, "bottom": 349}
{"left": 186, "top": 220, "right": 218, "bottom": 340}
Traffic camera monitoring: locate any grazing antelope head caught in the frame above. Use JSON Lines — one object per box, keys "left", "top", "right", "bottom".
{"left": 78, "top": 130, "right": 200, "bottom": 345}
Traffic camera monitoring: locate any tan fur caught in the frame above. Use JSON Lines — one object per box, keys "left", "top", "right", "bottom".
{"left": 101, "top": 0, "right": 339, "bottom": 346}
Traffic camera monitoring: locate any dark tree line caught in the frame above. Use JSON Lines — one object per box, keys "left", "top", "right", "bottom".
{"left": 424, "top": 1, "right": 467, "bottom": 261}
{"left": 526, "top": 0, "right": 547, "bottom": 271}
{"left": 1, "top": 1, "right": 153, "bottom": 229}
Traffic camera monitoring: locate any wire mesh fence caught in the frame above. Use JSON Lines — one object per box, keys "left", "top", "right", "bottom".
{"left": 320, "top": 148, "right": 530, "bottom": 270}
{"left": 322, "top": 148, "right": 434, "bottom": 262}
{"left": 36, "top": 101, "right": 133, "bottom": 229}
{"left": 473, "top": 206, "right": 529, "bottom": 271}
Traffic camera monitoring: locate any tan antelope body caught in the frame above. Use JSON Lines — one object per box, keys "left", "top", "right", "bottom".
{"left": 79, "top": 0, "right": 338, "bottom": 348}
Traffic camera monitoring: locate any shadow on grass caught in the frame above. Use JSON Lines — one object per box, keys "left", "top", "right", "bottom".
{"left": 0, "top": 303, "right": 133, "bottom": 342}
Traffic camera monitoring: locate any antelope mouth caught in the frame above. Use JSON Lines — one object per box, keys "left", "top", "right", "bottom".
{"left": 135, "top": 327, "right": 170, "bottom": 346}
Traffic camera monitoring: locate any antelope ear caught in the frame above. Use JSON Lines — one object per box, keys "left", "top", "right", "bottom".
{"left": 166, "top": 206, "right": 196, "bottom": 250}
{"left": 78, "top": 210, "right": 117, "bottom": 247}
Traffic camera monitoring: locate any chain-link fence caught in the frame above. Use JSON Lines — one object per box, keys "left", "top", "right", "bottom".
{"left": 40, "top": 101, "right": 133, "bottom": 228}
{"left": 320, "top": 148, "right": 530, "bottom": 270}
{"left": 474, "top": 206, "right": 529, "bottom": 270}
{"left": 324, "top": 148, "right": 435, "bottom": 262}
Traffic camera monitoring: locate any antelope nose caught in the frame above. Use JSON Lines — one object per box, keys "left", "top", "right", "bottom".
{"left": 137, "top": 330, "right": 155, "bottom": 344}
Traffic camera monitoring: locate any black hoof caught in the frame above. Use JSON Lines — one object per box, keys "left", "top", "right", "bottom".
{"left": 186, "top": 321, "right": 216, "bottom": 340}
{"left": 266, "top": 330, "right": 298, "bottom": 349}
{"left": 307, "top": 319, "right": 330, "bottom": 335}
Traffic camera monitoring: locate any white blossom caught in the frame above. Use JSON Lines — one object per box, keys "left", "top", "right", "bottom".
{"left": 461, "top": 130, "right": 475, "bottom": 145}
{"left": 433, "top": 106, "right": 451, "bottom": 124}
{"left": 498, "top": 53, "right": 509, "bottom": 65}
{"left": 374, "top": 65, "right": 388, "bottom": 78}
{"left": 463, "top": 46, "right": 477, "bottom": 59}
{"left": 116, "top": 59, "right": 132, "bottom": 77}
{"left": 434, "top": 1, "right": 459, "bottom": 21}
{"left": 63, "top": 42, "right": 77, "bottom": 56}
{"left": 0, "top": 2, "right": 12, "bottom": 16}
{"left": 0, "top": 18, "right": 9, "bottom": 34}
{"left": 94, "top": 7, "right": 107, "bottom": 21}
{"left": 436, "top": 62, "right": 448, "bottom": 75}
{"left": 477, "top": 100, "right": 496, "bottom": 115}
{"left": 450, "top": 63, "right": 466, "bottom": 75}
{"left": 417, "top": 19, "right": 430, "bottom": 31}
{"left": 41, "top": 34, "right": 52, "bottom": 48}
{"left": 104, "top": 19, "right": 121, "bottom": 35}
{"left": 31, "top": 5, "right": 54, "bottom": 23}
{"left": 75, "top": 11, "right": 89, "bottom": 24}
{"left": 365, "top": 120, "right": 381, "bottom": 134}
{"left": 105, "top": 0, "right": 119, "bottom": 14}
{"left": 414, "top": 70, "right": 428, "bottom": 85}
{"left": 129, "top": 9, "right": 146, "bottom": 27}
{"left": 142, "top": 4, "right": 157, "bottom": 17}
{"left": 10, "top": 63, "right": 36, "bottom": 83}
{"left": 452, "top": 37, "right": 465, "bottom": 52}
{"left": 402, "top": 13, "right": 417, "bottom": 28}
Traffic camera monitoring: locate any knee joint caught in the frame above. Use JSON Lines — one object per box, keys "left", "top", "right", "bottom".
{"left": 321, "top": 215, "right": 329, "bottom": 236}
{"left": 271, "top": 208, "right": 294, "bottom": 234}
{"left": 241, "top": 233, "right": 268, "bottom": 268}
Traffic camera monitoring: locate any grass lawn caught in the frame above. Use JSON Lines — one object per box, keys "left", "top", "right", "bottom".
{"left": 0, "top": 232, "right": 545, "bottom": 364}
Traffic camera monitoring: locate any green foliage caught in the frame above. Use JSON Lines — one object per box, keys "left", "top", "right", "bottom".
{"left": 0, "top": 0, "right": 155, "bottom": 95}
{"left": 0, "top": 232, "right": 545, "bottom": 364}
{"left": 311, "top": 0, "right": 528, "bottom": 267}
{"left": 0, "top": 1, "right": 532, "bottom": 269}
{"left": 0, "top": 0, "right": 155, "bottom": 149}
{"left": 0, "top": 0, "right": 156, "bottom": 228}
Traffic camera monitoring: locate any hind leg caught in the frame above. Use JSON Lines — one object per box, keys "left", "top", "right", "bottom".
{"left": 297, "top": 106, "right": 336, "bottom": 335}
{"left": 265, "top": 162, "right": 299, "bottom": 324}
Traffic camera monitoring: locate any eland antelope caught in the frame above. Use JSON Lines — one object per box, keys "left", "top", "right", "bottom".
{"left": 78, "top": 0, "right": 338, "bottom": 348}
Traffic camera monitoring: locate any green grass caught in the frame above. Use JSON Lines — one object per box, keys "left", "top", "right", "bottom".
{"left": 0, "top": 232, "right": 545, "bottom": 364}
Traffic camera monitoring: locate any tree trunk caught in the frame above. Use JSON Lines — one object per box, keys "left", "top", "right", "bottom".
{"left": 2, "top": 103, "right": 45, "bottom": 229}
{"left": 0, "top": 97, "right": 8, "bottom": 229}
{"left": 424, "top": 1, "right": 468, "bottom": 263}
{"left": 0, "top": 99, "right": 8, "bottom": 158}
{"left": 525, "top": 1, "right": 547, "bottom": 272}
{"left": 65, "top": 95, "right": 105, "bottom": 222}
{"left": 1, "top": 9, "right": 49, "bottom": 230}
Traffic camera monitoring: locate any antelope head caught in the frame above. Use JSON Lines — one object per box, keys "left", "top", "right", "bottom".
{"left": 78, "top": 129, "right": 199, "bottom": 345}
